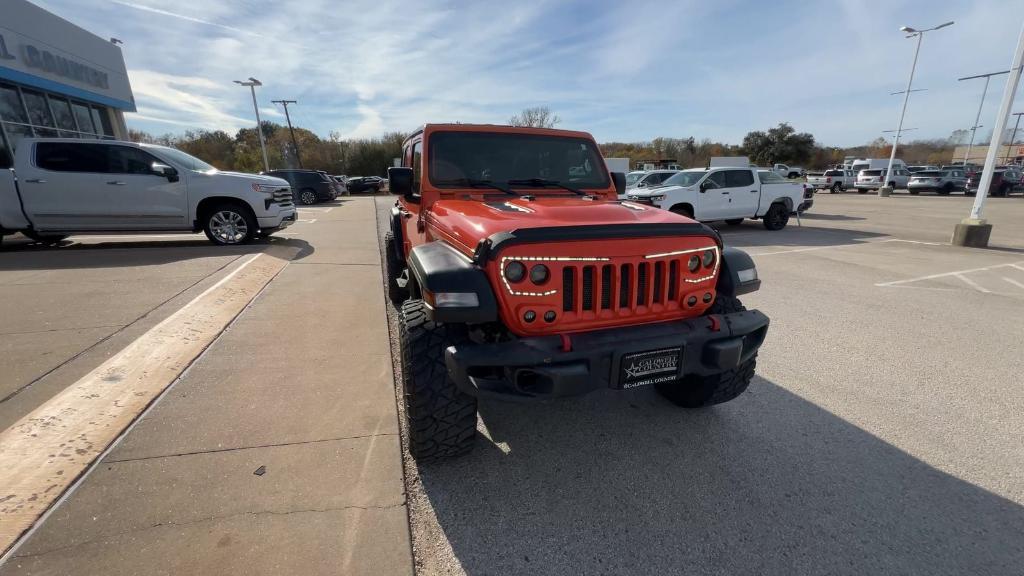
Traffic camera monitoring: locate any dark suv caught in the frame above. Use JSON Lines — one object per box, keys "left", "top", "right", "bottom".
{"left": 345, "top": 176, "right": 382, "bottom": 194}
{"left": 265, "top": 169, "right": 338, "bottom": 204}
{"left": 966, "top": 166, "right": 1023, "bottom": 197}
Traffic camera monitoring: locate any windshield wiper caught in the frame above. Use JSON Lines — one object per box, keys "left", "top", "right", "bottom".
{"left": 506, "top": 178, "right": 586, "bottom": 196}
{"left": 435, "top": 178, "right": 516, "bottom": 195}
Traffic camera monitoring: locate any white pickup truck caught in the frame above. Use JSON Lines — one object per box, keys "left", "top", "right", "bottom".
{"left": 773, "top": 163, "right": 805, "bottom": 178}
{"left": 0, "top": 138, "right": 297, "bottom": 246}
{"left": 806, "top": 168, "right": 857, "bottom": 193}
{"left": 625, "top": 166, "right": 811, "bottom": 230}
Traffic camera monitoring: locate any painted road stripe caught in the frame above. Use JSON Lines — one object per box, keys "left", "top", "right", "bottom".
{"left": 954, "top": 273, "right": 992, "bottom": 293}
{"left": 0, "top": 245, "right": 298, "bottom": 555}
{"left": 1003, "top": 276, "right": 1024, "bottom": 290}
{"left": 875, "top": 260, "right": 1024, "bottom": 287}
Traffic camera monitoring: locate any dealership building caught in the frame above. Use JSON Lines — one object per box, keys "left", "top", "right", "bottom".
{"left": 0, "top": 0, "right": 135, "bottom": 166}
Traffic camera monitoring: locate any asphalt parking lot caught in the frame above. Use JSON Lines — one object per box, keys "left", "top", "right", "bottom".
{"left": 376, "top": 192, "right": 1024, "bottom": 576}
{"left": 1, "top": 192, "right": 1022, "bottom": 575}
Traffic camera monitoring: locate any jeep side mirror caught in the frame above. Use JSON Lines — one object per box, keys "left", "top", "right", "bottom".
{"left": 151, "top": 162, "right": 178, "bottom": 183}
{"left": 611, "top": 171, "right": 626, "bottom": 197}
{"left": 388, "top": 167, "right": 414, "bottom": 197}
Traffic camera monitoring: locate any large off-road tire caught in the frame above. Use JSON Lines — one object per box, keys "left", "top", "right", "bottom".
{"left": 23, "top": 230, "right": 68, "bottom": 245}
{"left": 203, "top": 202, "right": 257, "bottom": 245}
{"left": 384, "top": 231, "right": 407, "bottom": 306}
{"left": 762, "top": 202, "right": 790, "bottom": 230}
{"left": 655, "top": 294, "right": 756, "bottom": 408}
{"left": 400, "top": 300, "right": 477, "bottom": 462}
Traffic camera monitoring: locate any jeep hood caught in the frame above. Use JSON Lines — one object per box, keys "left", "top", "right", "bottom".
{"left": 426, "top": 197, "right": 709, "bottom": 256}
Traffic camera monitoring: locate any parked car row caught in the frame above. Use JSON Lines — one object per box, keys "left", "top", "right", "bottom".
{"left": 264, "top": 169, "right": 342, "bottom": 205}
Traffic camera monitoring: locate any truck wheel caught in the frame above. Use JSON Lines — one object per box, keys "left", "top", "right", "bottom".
{"left": 655, "top": 294, "right": 756, "bottom": 408}
{"left": 23, "top": 230, "right": 68, "bottom": 245}
{"left": 203, "top": 203, "right": 257, "bottom": 245}
{"left": 670, "top": 205, "right": 694, "bottom": 219}
{"left": 857, "top": 189, "right": 867, "bottom": 194}
{"left": 762, "top": 203, "right": 789, "bottom": 230}
{"left": 400, "top": 299, "right": 477, "bottom": 462}
{"left": 384, "top": 231, "right": 408, "bottom": 306}
{"left": 939, "top": 184, "right": 953, "bottom": 195}
{"left": 725, "top": 218, "right": 744, "bottom": 226}
{"left": 909, "top": 189, "right": 920, "bottom": 195}
{"left": 298, "top": 188, "right": 318, "bottom": 205}
{"left": 831, "top": 183, "right": 842, "bottom": 194}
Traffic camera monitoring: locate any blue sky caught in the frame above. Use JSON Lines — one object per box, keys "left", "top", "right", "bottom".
{"left": 33, "top": 0, "right": 1024, "bottom": 146}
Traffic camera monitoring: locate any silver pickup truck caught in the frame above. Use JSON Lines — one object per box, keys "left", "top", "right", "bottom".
{"left": 806, "top": 169, "right": 856, "bottom": 193}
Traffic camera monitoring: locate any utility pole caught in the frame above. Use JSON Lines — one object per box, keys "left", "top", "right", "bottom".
{"left": 272, "top": 99, "right": 302, "bottom": 168}
{"left": 953, "top": 19, "right": 1024, "bottom": 247}
{"left": 234, "top": 78, "right": 270, "bottom": 172}
{"left": 1004, "top": 112, "right": 1024, "bottom": 163}
{"left": 957, "top": 70, "right": 1011, "bottom": 165}
{"left": 880, "top": 21, "right": 954, "bottom": 197}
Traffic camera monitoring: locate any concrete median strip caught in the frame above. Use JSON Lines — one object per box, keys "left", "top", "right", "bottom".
{"left": 0, "top": 245, "right": 299, "bottom": 556}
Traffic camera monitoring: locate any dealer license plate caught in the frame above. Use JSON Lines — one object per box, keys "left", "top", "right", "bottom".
{"left": 618, "top": 347, "right": 682, "bottom": 389}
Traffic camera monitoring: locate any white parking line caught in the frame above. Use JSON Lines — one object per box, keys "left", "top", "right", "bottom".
{"left": 297, "top": 207, "right": 333, "bottom": 213}
{"left": 297, "top": 218, "right": 317, "bottom": 223}
{"left": 876, "top": 261, "right": 1024, "bottom": 287}
{"left": 954, "top": 273, "right": 991, "bottom": 293}
{"left": 1003, "top": 276, "right": 1024, "bottom": 290}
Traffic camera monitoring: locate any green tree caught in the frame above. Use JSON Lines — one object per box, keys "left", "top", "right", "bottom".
{"left": 741, "top": 123, "right": 816, "bottom": 166}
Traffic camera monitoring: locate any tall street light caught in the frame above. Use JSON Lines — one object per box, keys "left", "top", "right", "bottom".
{"left": 954, "top": 19, "right": 1024, "bottom": 247}
{"left": 957, "top": 69, "right": 1011, "bottom": 166}
{"left": 234, "top": 78, "right": 270, "bottom": 173}
{"left": 879, "top": 20, "right": 954, "bottom": 197}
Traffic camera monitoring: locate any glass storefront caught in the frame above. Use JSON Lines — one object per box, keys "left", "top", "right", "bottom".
{"left": 0, "top": 81, "right": 116, "bottom": 167}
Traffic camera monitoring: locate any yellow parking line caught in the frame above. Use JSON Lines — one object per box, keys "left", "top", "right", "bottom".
{"left": 0, "top": 245, "right": 298, "bottom": 555}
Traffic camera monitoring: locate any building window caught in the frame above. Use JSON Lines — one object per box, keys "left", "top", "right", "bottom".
{"left": 0, "top": 82, "right": 117, "bottom": 162}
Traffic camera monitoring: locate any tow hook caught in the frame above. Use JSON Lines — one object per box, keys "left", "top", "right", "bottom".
{"left": 559, "top": 333, "right": 573, "bottom": 352}
{"left": 707, "top": 315, "right": 721, "bottom": 332}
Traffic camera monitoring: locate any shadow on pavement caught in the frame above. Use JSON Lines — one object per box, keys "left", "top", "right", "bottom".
{"left": 0, "top": 236, "right": 313, "bottom": 270}
{"left": 714, "top": 223, "right": 888, "bottom": 250}
{"left": 418, "top": 378, "right": 1023, "bottom": 575}
{"left": 797, "top": 212, "right": 866, "bottom": 221}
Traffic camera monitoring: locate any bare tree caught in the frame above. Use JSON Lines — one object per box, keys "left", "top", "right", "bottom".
{"left": 508, "top": 106, "right": 561, "bottom": 128}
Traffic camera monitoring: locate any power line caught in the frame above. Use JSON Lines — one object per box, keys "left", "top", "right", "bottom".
{"left": 271, "top": 99, "right": 302, "bottom": 168}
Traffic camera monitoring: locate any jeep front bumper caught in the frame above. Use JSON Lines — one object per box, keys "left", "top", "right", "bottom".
{"left": 445, "top": 309, "right": 769, "bottom": 400}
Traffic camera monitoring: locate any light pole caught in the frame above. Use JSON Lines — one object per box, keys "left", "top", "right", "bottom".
{"left": 1003, "top": 111, "right": 1024, "bottom": 163}
{"left": 271, "top": 99, "right": 302, "bottom": 168}
{"left": 957, "top": 70, "right": 1011, "bottom": 166}
{"left": 234, "top": 78, "right": 270, "bottom": 173}
{"left": 953, "top": 19, "right": 1024, "bottom": 247}
{"left": 880, "top": 21, "right": 954, "bottom": 197}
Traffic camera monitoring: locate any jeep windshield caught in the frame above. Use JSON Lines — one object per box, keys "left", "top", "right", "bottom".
{"left": 660, "top": 171, "right": 706, "bottom": 188}
{"left": 428, "top": 131, "right": 610, "bottom": 191}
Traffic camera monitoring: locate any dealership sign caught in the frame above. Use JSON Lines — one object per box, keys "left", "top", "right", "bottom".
{"left": 0, "top": 34, "right": 109, "bottom": 90}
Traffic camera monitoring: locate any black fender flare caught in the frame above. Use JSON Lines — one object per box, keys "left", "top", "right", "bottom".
{"left": 389, "top": 204, "right": 406, "bottom": 262}
{"left": 716, "top": 247, "right": 761, "bottom": 297}
{"left": 408, "top": 241, "right": 498, "bottom": 323}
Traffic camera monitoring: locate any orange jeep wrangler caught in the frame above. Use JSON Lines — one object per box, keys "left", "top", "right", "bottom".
{"left": 386, "top": 124, "right": 768, "bottom": 462}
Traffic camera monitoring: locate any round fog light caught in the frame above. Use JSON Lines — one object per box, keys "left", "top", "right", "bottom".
{"left": 687, "top": 296, "right": 698, "bottom": 306}
{"left": 530, "top": 264, "right": 550, "bottom": 285}
{"left": 703, "top": 292, "right": 713, "bottom": 303}
{"left": 504, "top": 260, "right": 526, "bottom": 282}
{"left": 702, "top": 249, "right": 715, "bottom": 268}
{"left": 544, "top": 311, "right": 556, "bottom": 322}
{"left": 524, "top": 310, "right": 536, "bottom": 323}
{"left": 688, "top": 255, "right": 700, "bottom": 272}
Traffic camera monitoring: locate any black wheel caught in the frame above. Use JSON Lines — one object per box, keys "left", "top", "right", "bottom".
{"left": 965, "top": 190, "right": 976, "bottom": 197}
{"left": 938, "top": 184, "right": 953, "bottom": 196}
{"left": 857, "top": 189, "right": 867, "bottom": 194}
{"left": 384, "top": 231, "right": 408, "bottom": 306}
{"left": 298, "top": 188, "right": 318, "bottom": 205}
{"left": 995, "top": 184, "right": 1009, "bottom": 197}
{"left": 909, "top": 189, "right": 920, "bottom": 195}
{"left": 762, "top": 203, "right": 789, "bottom": 230}
{"left": 400, "top": 300, "right": 477, "bottom": 462}
{"left": 23, "top": 230, "right": 68, "bottom": 245}
{"left": 671, "top": 205, "right": 694, "bottom": 220}
{"left": 203, "top": 202, "right": 257, "bottom": 245}
{"left": 655, "top": 294, "right": 756, "bottom": 408}
{"left": 725, "top": 218, "right": 744, "bottom": 226}
{"left": 831, "top": 183, "right": 842, "bottom": 194}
